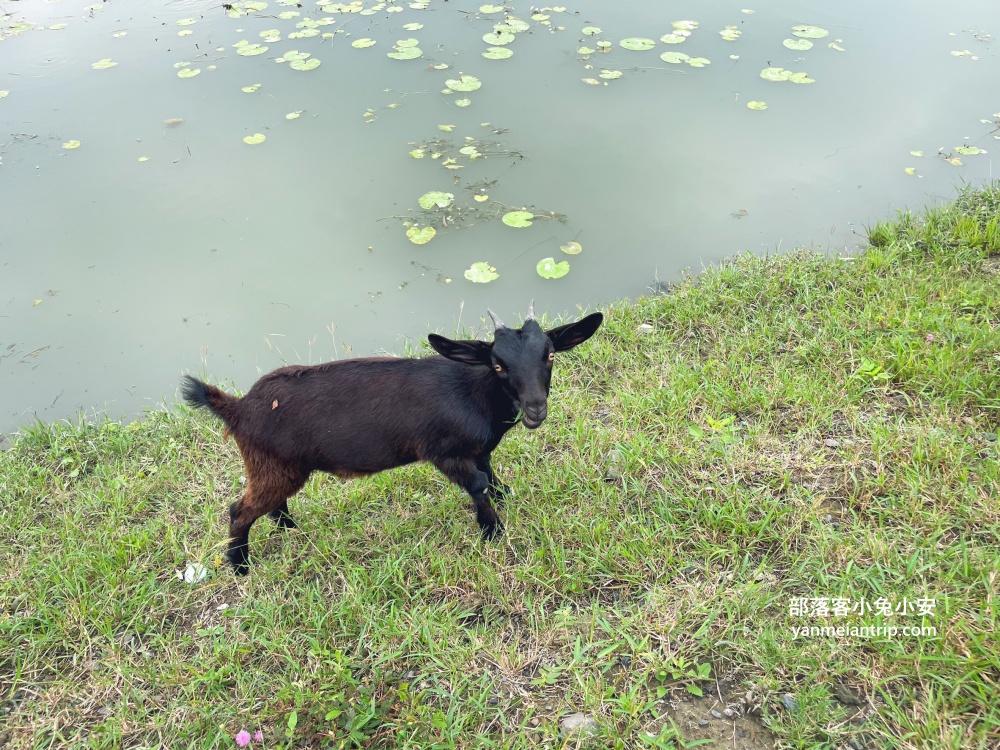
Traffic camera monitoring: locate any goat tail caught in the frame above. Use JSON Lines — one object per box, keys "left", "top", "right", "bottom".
{"left": 181, "top": 375, "right": 241, "bottom": 429}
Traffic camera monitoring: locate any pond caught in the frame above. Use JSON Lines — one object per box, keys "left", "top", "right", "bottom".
{"left": 1, "top": 0, "right": 997, "bottom": 437}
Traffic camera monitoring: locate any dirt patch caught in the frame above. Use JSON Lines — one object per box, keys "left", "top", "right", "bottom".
{"left": 662, "top": 689, "right": 777, "bottom": 749}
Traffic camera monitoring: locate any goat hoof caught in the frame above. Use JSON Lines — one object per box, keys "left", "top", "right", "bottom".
{"left": 481, "top": 521, "right": 504, "bottom": 542}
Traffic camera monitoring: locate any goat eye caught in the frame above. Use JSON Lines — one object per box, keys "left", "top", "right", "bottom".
{"left": 493, "top": 363, "right": 503, "bottom": 373}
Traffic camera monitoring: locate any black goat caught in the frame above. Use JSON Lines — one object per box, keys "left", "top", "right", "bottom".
{"left": 181, "top": 305, "right": 603, "bottom": 574}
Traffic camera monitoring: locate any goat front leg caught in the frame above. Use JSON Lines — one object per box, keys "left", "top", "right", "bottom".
{"left": 475, "top": 455, "right": 511, "bottom": 510}
{"left": 434, "top": 457, "right": 504, "bottom": 541}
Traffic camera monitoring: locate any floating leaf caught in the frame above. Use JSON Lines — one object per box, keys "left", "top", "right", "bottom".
{"left": 599, "top": 69, "right": 622, "bottom": 79}
{"left": 459, "top": 146, "right": 480, "bottom": 156}
{"left": 904, "top": 167, "right": 916, "bottom": 175}
{"left": 290, "top": 58, "right": 321, "bottom": 71}
{"left": 946, "top": 156, "right": 962, "bottom": 166}
{"left": 351, "top": 38, "right": 376, "bottom": 48}
{"left": 484, "top": 31, "right": 515, "bottom": 45}
{"left": 482, "top": 46, "right": 513, "bottom": 59}
{"left": 177, "top": 18, "right": 197, "bottom": 26}
{"left": 582, "top": 26, "right": 602, "bottom": 36}
{"left": 437, "top": 124, "right": 455, "bottom": 131}
{"left": 241, "top": 83, "right": 262, "bottom": 93}
{"left": 0, "top": 90, "right": 9, "bottom": 99}
{"left": 260, "top": 29, "right": 282, "bottom": 41}
{"left": 660, "top": 51, "right": 689, "bottom": 64}
{"left": 138, "top": 156, "right": 150, "bottom": 162}
{"left": 178, "top": 30, "right": 193, "bottom": 36}
{"left": 418, "top": 191, "right": 454, "bottom": 209}
{"left": 909, "top": 150, "right": 923, "bottom": 157}
{"left": 455, "top": 98, "right": 471, "bottom": 107}
{"left": 479, "top": 4, "right": 504, "bottom": 13}
{"left": 91, "top": 58, "right": 118, "bottom": 70}
{"left": 285, "top": 110, "right": 303, "bottom": 119}
{"left": 787, "top": 71, "right": 814, "bottom": 84}
{"left": 760, "top": 67, "right": 791, "bottom": 81}
{"left": 747, "top": 100, "right": 768, "bottom": 110}
{"left": 581, "top": 77, "right": 602, "bottom": 85}
{"left": 464, "top": 261, "right": 499, "bottom": 283}
{"left": 505, "top": 17, "right": 530, "bottom": 32}
{"left": 402, "top": 22, "right": 423, "bottom": 30}
{"left": 536, "top": 257, "right": 569, "bottom": 279}
{"left": 473, "top": 194, "right": 489, "bottom": 202}
{"left": 719, "top": 26, "right": 741, "bottom": 41}
{"left": 560, "top": 241, "right": 582, "bottom": 255}
{"left": 783, "top": 38, "right": 813, "bottom": 50}
{"left": 791, "top": 24, "right": 829, "bottom": 39}
{"left": 243, "top": 133, "right": 266, "bottom": 145}
{"left": 502, "top": 211, "right": 534, "bottom": 227}
{"left": 237, "top": 43, "right": 268, "bottom": 56}
{"left": 687, "top": 57, "right": 710, "bottom": 67}
{"left": 660, "top": 33, "right": 687, "bottom": 44}
{"left": 409, "top": 148, "right": 425, "bottom": 158}
{"left": 282, "top": 50, "right": 310, "bottom": 61}
{"left": 955, "top": 145, "right": 985, "bottom": 155}
{"left": 672, "top": 20, "right": 699, "bottom": 30}
{"left": 829, "top": 40, "right": 845, "bottom": 51}
{"left": 396, "top": 38, "right": 420, "bottom": 48}
{"left": 388, "top": 47, "right": 422, "bottom": 59}
{"left": 62, "top": 140, "right": 81, "bottom": 149}
{"left": 619, "top": 37, "right": 656, "bottom": 51}
{"left": 577, "top": 46, "right": 596, "bottom": 55}
{"left": 177, "top": 67, "right": 201, "bottom": 78}
{"left": 406, "top": 226, "right": 436, "bottom": 244}
{"left": 446, "top": 74, "right": 481, "bottom": 92}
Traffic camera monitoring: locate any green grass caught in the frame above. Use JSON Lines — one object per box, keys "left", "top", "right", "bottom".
{"left": 2, "top": 184, "right": 1000, "bottom": 749}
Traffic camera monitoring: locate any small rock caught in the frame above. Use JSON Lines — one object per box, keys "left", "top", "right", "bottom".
{"left": 637, "top": 323, "right": 654, "bottom": 334}
{"left": 604, "top": 449, "right": 622, "bottom": 481}
{"left": 529, "top": 718, "right": 540, "bottom": 728}
{"left": 97, "top": 706, "right": 111, "bottom": 717}
{"left": 488, "top": 697, "right": 498, "bottom": 706}
{"left": 781, "top": 694, "right": 797, "bottom": 712}
{"left": 619, "top": 656, "right": 631, "bottom": 669}
{"left": 561, "top": 712, "right": 598, "bottom": 737}
{"left": 823, "top": 438, "right": 840, "bottom": 448}
{"left": 698, "top": 719, "right": 708, "bottom": 727}
{"left": 981, "top": 432, "right": 997, "bottom": 443}
{"left": 709, "top": 709, "right": 723, "bottom": 719}
{"left": 834, "top": 682, "right": 863, "bottom": 705}
{"left": 723, "top": 708, "right": 734, "bottom": 718}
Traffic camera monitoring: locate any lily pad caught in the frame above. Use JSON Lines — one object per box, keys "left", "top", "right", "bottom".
{"left": 955, "top": 145, "right": 985, "bottom": 155}
{"left": 660, "top": 33, "right": 687, "bottom": 44}
{"left": 285, "top": 110, "right": 303, "bottom": 119}
{"left": 502, "top": 211, "right": 534, "bottom": 228}
{"left": 760, "top": 67, "right": 792, "bottom": 81}
{"left": 473, "top": 194, "right": 489, "bottom": 202}
{"left": 485, "top": 31, "right": 515, "bottom": 45}
{"left": 91, "top": 58, "right": 118, "bottom": 70}
{"left": 719, "top": 27, "right": 742, "bottom": 41}
{"left": 446, "top": 74, "right": 481, "bottom": 92}
{"left": 909, "top": 150, "right": 923, "bottom": 157}
{"left": 577, "top": 46, "right": 596, "bottom": 55}
{"left": 464, "top": 261, "right": 499, "bottom": 283}
{"left": 290, "top": 58, "right": 321, "bottom": 71}
{"left": 177, "top": 67, "right": 201, "bottom": 78}
{"left": 388, "top": 47, "right": 422, "bottom": 60}
{"left": 406, "top": 225, "right": 436, "bottom": 244}
{"left": 351, "top": 38, "right": 376, "bottom": 48}
{"left": 672, "top": 20, "right": 699, "bottom": 30}
{"left": 62, "top": 140, "right": 81, "bottom": 149}
{"left": 241, "top": 83, "right": 262, "bottom": 93}
{"left": 599, "top": 69, "right": 623, "bottom": 79}
{"left": 581, "top": 77, "right": 603, "bottom": 85}
{"left": 237, "top": 43, "right": 268, "bottom": 56}
{"left": 403, "top": 22, "right": 423, "bottom": 30}
{"left": 791, "top": 24, "right": 829, "bottom": 39}
{"left": 479, "top": 4, "right": 504, "bottom": 13}
{"left": 582, "top": 26, "right": 602, "bottom": 36}
{"left": 243, "top": 133, "right": 266, "bottom": 145}
{"left": 660, "top": 51, "right": 689, "bottom": 64}
{"left": 536, "top": 257, "right": 569, "bottom": 279}
{"left": 787, "top": 71, "right": 814, "bottom": 84}
{"left": 418, "top": 191, "right": 454, "bottom": 209}
{"left": 0, "top": 91, "right": 8, "bottom": 99}
{"left": 747, "top": 100, "right": 768, "bottom": 110}
{"left": 904, "top": 167, "right": 917, "bottom": 175}
{"left": 783, "top": 38, "right": 813, "bottom": 50}
{"left": 687, "top": 57, "right": 710, "bottom": 67}
{"left": 177, "top": 18, "right": 198, "bottom": 26}
{"left": 282, "top": 50, "right": 310, "bottom": 61}
{"left": 619, "top": 37, "right": 656, "bottom": 51}
{"left": 482, "top": 46, "right": 513, "bottom": 59}
{"left": 560, "top": 241, "right": 582, "bottom": 255}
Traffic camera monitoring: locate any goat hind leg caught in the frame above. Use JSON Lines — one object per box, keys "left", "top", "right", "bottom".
{"left": 267, "top": 499, "right": 298, "bottom": 529}
{"left": 228, "top": 467, "right": 307, "bottom": 574}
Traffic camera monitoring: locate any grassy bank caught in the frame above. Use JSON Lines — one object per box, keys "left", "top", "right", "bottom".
{"left": 3, "top": 185, "right": 999, "bottom": 750}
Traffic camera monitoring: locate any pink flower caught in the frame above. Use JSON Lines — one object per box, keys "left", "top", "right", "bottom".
{"left": 925, "top": 333, "right": 934, "bottom": 342}
{"left": 235, "top": 730, "right": 251, "bottom": 747}
{"left": 254, "top": 730, "right": 264, "bottom": 742}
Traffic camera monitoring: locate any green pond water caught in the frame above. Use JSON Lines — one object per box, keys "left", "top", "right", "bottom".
{"left": 1, "top": 0, "right": 998, "bottom": 436}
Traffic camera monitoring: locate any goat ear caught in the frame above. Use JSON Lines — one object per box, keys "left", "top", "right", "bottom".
{"left": 427, "top": 334, "right": 494, "bottom": 365}
{"left": 547, "top": 312, "right": 604, "bottom": 352}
